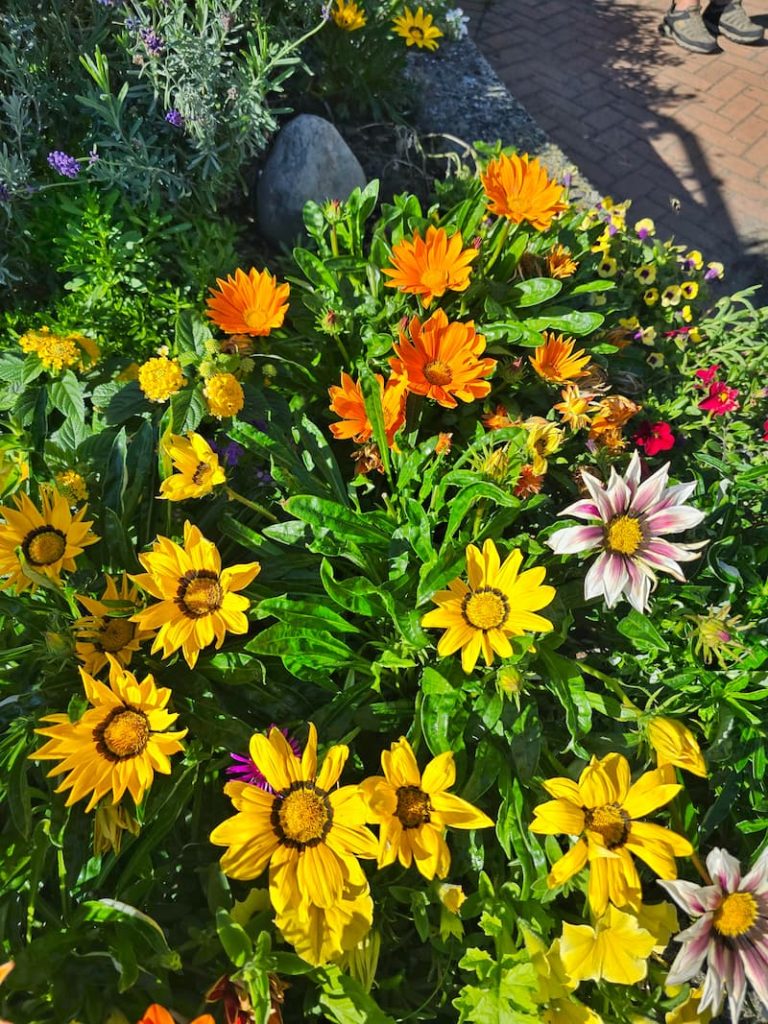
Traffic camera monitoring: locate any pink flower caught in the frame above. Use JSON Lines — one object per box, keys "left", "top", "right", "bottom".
{"left": 695, "top": 364, "right": 720, "bottom": 386}
{"left": 226, "top": 725, "right": 301, "bottom": 792}
{"left": 698, "top": 382, "right": 739, "bottom": 415}
{"left": 547, "top": 451, "right": 706, "bottom": 612}
{"left": 761, "top": 419, "right": 768, "bottom": 442}
{"left": 634, "top": 420, "right": 675, "bottom": 456}
{"left": 660, "top": 847, "right": 768, "bottom": 1024}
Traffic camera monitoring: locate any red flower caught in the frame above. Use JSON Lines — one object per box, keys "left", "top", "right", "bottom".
{"left": 634, "top": 420, "right": 675, "bottom": 456}
{"left": 695, "top": 364, "right": 720, "bottom": 386}
{"left": 762, "top": 418, "right": 768, "bottom": 442}
{"left": 698, "top": 382, "right": 739, "bottom": 415}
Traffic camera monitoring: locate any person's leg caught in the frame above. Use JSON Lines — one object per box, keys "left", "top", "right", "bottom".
{"left": 703, "top": 0, "right": 763, "bottom": 43}
{"left": 661, "top": 0, "right": 719, "bottom": 52}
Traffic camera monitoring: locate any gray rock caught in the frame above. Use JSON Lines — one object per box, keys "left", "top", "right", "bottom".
{"left": 256, "top": 114, "right": 367, "bottom": 246}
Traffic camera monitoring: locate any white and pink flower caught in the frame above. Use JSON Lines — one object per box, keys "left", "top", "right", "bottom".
{"left": 660, "top": 847, "right": 768, "bottom": 1023}
{"left": 547, "top": 451, "right": 706, "bottom": 611}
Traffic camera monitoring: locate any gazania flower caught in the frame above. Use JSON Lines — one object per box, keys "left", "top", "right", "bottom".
{"left": 530, "top": 333, "right": 591, "bottom": 384}
{"left": 276, "top": 885, "right": 373, "bottom": 966}
{"left": 205, "top": 975, "right": 255, "bottom": 1024}
{"left": 480, "top": 153, "right": 567, "bottom": 230}
{"left": 698, "top": 381, "right": 739, "bottom": 415}
{"left": 55, "top": 469, "right": 88, "bottom": 505}
{"left": 547, "top": 244, "right": 578, "bottom": 279}
{"left": 204, "top": 372, "right": 244, "bottom": 419}
{"left": 392, "top": 6, "right": 443, "bottom": 50}
{"left": 660, "top": 847, "right": 768, "bottom": 1024}
{"left": 210, "top": 724, "right": 377, "bottom": 912}
{"left": 139, "top": 1006, "right": 213, "bottom": 1024}
{"left": 383, "top": 226, "right": 477, "bottom": 306}
{"left": 647, "top": 717, "right": 707, "bottom": 778}
{"left": 33, "top": 661, "right": 187, "bottom": 812}
{"left": 75, "top": 573, "right": 154, "bottom": 675}
{"left": 0, "top": 487, "right": 98, "bottom": 593}
{"left": 206, "top": 267, "right": 290, "bottom": 336}
{"left": 554, "top": 385, "right": 595, "bottom": 431}
{"left": 328, "top": 372, "right": 406, "bottom": 447}
{"left": 482, "top": 403, "right": 515, "bottom": 430}
{"left": 514, "top": 464, "right": 545, "bottom": 499}
{"left": 588, "top": 394, "right": 641, "bottom": 451}
{"left": 390, "top": 310, "right": 496, "bottom": 409}
{"left": 421, "top": 538, "right": 555, "bottom": 673}
{"left": 530, "top": 752, "right": 692, "bottom": 914}
{"left": 547, "top": 452, "right": 706, "bottom": 612}
{"left": 93, "top": 799, "right": 140, "bottom": 856}
{"left": 633, "top": 420, "right": 675, "bottom": 456}
{"left": 227, "top": 726, "right": 301, "bottom": 791}
{"left": 523, "top": 416, "right": 564, "bottom": 475}
{"left": 688, "top": 603, "right": 747, "bottom": 668}
{"left": 130, "top": 521, "right": 261, "bottom": 668}
{"left": 159, "top": 433, "right": 226, "bottom": 501}
{"left": 560, "top": 905, "right": 656, "bottom": 985}
{"left": 138, "top": 356, "right": 185, "bottom": 403}
{"left": 332, "top": 0, "right": 366, "bottom": 30}
{"left": 360, "top": 737, "right": 493, "bottom": 879}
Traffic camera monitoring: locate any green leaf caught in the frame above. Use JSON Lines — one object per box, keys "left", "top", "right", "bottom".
{"left": 511, "top": 277, "right": 562, "bottom": 307}
{"left": 616, "top": 608, "right": 669, "bottom": 653}
{"left": 297, "top": 414, "right": 349, "bottom": 506}
{"left": 523, "top": 309, "right": 604, "bottom": 335}
{"left": 419, "top": 667, "right": 468, "bottom": 755}
{"left": 359, "top": 365, "right": 391, "bottom": 477}
{"left": 105, "top": 381, "right": 153, "bottom": 425}
{"left": 216, "top": 909, "right": 253, "bottom": 968}
{"left": 319, "top": 965, "right": 396, "bottom": 1024}
{"left": 170, "top": 386, "right": 206, "bottom": 434}
{"left": 292, "top": 246, "right": 339, "bottom": 292}
{"left": 101, "top": 427, "right": 128, "bottom": 517}
{"left": 444, "top": 482, "right": 520, "bottom": 542}
{"left": 536, "top": 648, "right": 592, "bottom": 756}
{"left": 285, "top": 495, "right": 391, "bottom": 546}
{"left": 245, "top": 623, "right": 360, "bottom": 670}
{"left": 50, "top": 370, "right": 85, "bottom": 422}
{"left": 254, "top": 595, "right": 361, "bottom": 634}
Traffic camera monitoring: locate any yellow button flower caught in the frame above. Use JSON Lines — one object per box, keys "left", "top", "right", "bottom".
{"left": 138, "top": 356, "right": 186, "bottom": 403}
{"left": 204, "top": 372, "right": 244, "bottom": 419}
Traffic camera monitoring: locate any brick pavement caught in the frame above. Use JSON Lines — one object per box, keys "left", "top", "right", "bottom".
{"left": 461, "top": 0, "right": 768, "bottom": 289}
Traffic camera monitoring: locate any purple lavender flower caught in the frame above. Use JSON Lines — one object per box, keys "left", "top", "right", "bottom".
{"left": 88, "top": 147, "right": 100, "bottom": 166}
{"left": 226, "top": 726, "right": 302, "bottom": 792}
{"left": 0, "top": 183, "right": 10, "bottom": 202}
{"left": 140, "top": 26, "right": 165, "bottom": 56}
{"left": 125, "top": 15, "right": 140, "bottom": 30}
{"left": 47, "top": 151, "right": 81, "bottom": 179}
{"left": 562, "top": 171, "right": 573, "bottom": 189}
{"left": 320, "top": 2, "right": 333, "bottom": 21}
{"left": 255, "top": 468, "right": 273, "bottom": 486}
{"left": 165, "top": 109, "right": 184, "bottom": 128}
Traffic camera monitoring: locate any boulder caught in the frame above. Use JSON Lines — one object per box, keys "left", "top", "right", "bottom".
{"left": 256, "top": 114, "right": 367, "bottom": 246}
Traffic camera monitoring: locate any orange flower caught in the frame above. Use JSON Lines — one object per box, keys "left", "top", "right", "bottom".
{"left": 514, "top": 464, "right": 545, "bottom": 498}
{"left": 588, "top": 395, "right": 641, "bottom": 451}
{"left": 390, "top": 309, "right": 495, "bottom": 409}
{"left": 547, "top": 244, "right": 579, "bottom": 279}
{"left": 483, "top": 404, "right": 515, "bottom": 430}
{"left": 553, "top": 385, "right": 595, "bottom": 431}
{"left": 382, "top": 226, "right": 478, "bottom": 307}
{"left": 530, "top": 332, "right": 591, "bottom": 384}
{"left": 138, "top": 1006, "right": 213, "bottom": 1024}
{"left": 328, "top": 373, "right": 406, "bottom": 447}
{"left": 206, "top": 267, "right": 290, "bottom": 336}
{"left": 481, "top": 153, "right": 567, "bottom": 231}
{"left": 435, "top": 432, "right": 453, "bottom": 455}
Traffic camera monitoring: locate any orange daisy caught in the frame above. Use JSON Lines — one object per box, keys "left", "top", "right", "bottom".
{"left": 529, "top": 333, "right": 591, "bottom": 384}
{"left": 483, "top": 404, "right": 515, "bottom": 430}
{"left": 547, "top": 244, "right": 579, "bottom": 279}
{"left": 328, "top": 373, "right": 407, "bottom": 447}
{"left": 206, "top": 267, "right": 290, "bottom": 336}
{"left": 382, "top": 226, "right": 478, "bottom": 307}
{"left": 390, "top": 309, "right": 495, "bottom": 409}
{"left": 481, "top": 153, "right": 567, "bottom": 231}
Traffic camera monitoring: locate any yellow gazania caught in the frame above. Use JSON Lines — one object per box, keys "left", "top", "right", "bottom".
{"left": 392, "top": 6, "right": 443, "bottom": 50}
{"left": 130, "top": 521, "right": 261, "bottom": 668}
{"left": 559, "top": 905, "right": 656, "bottom": 985}
{"left": 360, "top": 737, "right": 493, "bottom": 880}
{"left": 0, "top": 487, "right": 98, "bottom": 593}
{"left": 480, "top": 153, "right": 567, "bottom": 231}
{"left": 647, "top": 717, "right": 707, "bottom": 778}
{"left": 33, "top": 660, "right": 187, "bottom": 812}
{"left": 75, "top": 573, "right": 155, "bottom": 675}
{"left": 547, "top": 245, "right": 579, "bottom": 280}
{"left": 530, "top": 333, "right": 591, "bottom": 385}
{"left": 522, "top": 929, "right": 603, "bottom": 1024}
{"left": 205, "top": 267, "right": 290, "bottom": 337}
{"left": 529, "top": 752, "right": 693, "bottom": 915}
{"left": 382, "top": 225, "right": 478, "bottom": 307}
{"left": 553, "top": 385, "right": 595, "bottom": 431}
{"left": 275, "top": 885, "right": 373, "bottom": 966}
{"left": 93, "top": 799, "right": 140, "bottom": 856}
{"left": 210, "top": 724, "right": 378, "bottom": 915}
{"left": 523, "top": 416, "right": 564, "bottom": 475}
{"left": 138, "top": 356, "right": 186, "bottom": 403}
{"left": 422, "top": 538, "right": 555, "bottom": 673}
{"left": 159, "top": 432, "right": 226, "bottom": 501}
{"left": 332, "top": 0, "right": 366, "bottom": 30}
{"left": 204, "top": 372, "right": 244, "bottom": 419}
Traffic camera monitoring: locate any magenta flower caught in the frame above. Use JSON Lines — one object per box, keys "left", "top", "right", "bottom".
{"left": 547, "top": 451, "right": 706, "bottom": 612}
{"left": 226, "top": 725, "right": 301, "bottom": 791}
{"left": 698, "top": 381, "right": 740, "bottom": 416}
{"left": 634, "top": 420, "right": 675, "bottom": 457}
{"left": 660, "top": 847, "right": 768, "bottom": 1023}
{"left": 695, "top": 364, "right": 720, "bottom": 386}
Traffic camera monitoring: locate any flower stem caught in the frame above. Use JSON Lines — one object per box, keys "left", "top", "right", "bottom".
{"left": 226, "top": 487, "right": 277, "bottom": 523}
{"left": 484, "top": 219, "right": 512, "bottom": 273}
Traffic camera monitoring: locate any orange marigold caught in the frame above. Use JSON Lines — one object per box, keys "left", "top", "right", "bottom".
{"left": 481, "top": 153, "right": 567, "bottom": 231}
{"left": 530, "top": 333, "right": 591, "bottom": 384}
{"left": 547, "top": 244, "right": 579, "bottom": 279}
{"left": 382, "top": 226, "right": 478, "bottom": 307}
{"left": 206, "top": 268, "right": 290, "bottom": 336}
{"left": 390, "top": 309, "right": 495, "bottom": 409}
{"left": 328, "top": 373, "right": 406, "bottom": 447}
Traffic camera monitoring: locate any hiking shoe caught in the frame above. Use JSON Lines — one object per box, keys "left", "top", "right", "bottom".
{"left": 703, "top": 0, "right": 763, "bottom": 42}
{"left": 661, "top": 5, "right": 719, "bottom": 52}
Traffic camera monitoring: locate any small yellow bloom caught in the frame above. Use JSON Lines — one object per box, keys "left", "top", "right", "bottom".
{"left": 705, "top": 261, "right": 724, "bottom": 280}
{"left": 331, "top": 0, "right": 366, "bottom": 30}
{"left": 55, "top": 469, "right": 89, "bottom": 505}
{"left": 634, "top": 264, "right": 656, "bottom": 285}
{"left": 647, "top": 352, "right": 665, "bottom": 368}
{"left": 647, "top": 717, "right": 707, "bottom": 777}
{"left": 597, "top": 256, "right": 617, "bottom": 278}
{"left": 159, "top": 433, "right": 226, "bottom": 501}
{"left": 392, "top": 5, "right": 443, "bottom": 50}
{"left": 559, "top": 905, "right": 656, "bottom": 985}
{"left": 638, "top": 326, "right": 657, "bottom": 346}
{"left": 688, "top": 327, "right": 702, "bottom": 343}
{"left": 680, "top": 280, "right": 698, "bottom": 301}
{"left": 619, "top": 316, "right": 640, "bottom": 331}
{"left": 661, "top": 285, "right": 682, "bottom": 307}
{"left": 643, "top": 287, "right": 659, "bottom": 306}
{"left": 684, "top": 250, "right": 704, "bottom": 270}
{"left": 665, "top": 987, "right": 713, "bottom": 1024}
{"left": 204, "top": 372, "right": 244, "bottom": 419}
{"left": 635, "top": 217, "right": 655, "bottom": 237}
{"left": 523, "top": 416, "right": 564, "bottom": 475}
{"left": 634, "top": 901, "right": 678, "bottom": 954}
{"left": 681, "top": 304, "right": 693, "bottom": 323}
{"left": 438, "top": 883, "right": 466, "bottom": 914}
{"left": 138, "top": 356, "right": 186, "bottom": 403}
{"left": 553, "top": 386, "right": 595, "bottom": 432}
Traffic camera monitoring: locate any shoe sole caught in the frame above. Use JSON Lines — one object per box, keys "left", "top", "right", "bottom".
{"left": 703, "top": 18, "right": 763, "bottom": 42}
{"left": 659, "top": 20, "right": 719, "bottom": 51}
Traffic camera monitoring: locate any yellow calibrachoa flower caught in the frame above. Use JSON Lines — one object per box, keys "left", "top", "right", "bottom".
{"left": 665, "top": 987, "right": 713, "bottom": 1024}
{"left": 360, "top": 737, "right": 493, "bottom": 879}
{"left": 529, "top": 753, "right": 693, "bottom": 914}
{"left": 523, "top": 416, "right": 564, "bottom": 475}
{"left": 421, "top": 539, "right": 555, "bottom": 673}
{"left": 130, "top": 521, "right": 260, "bottom": 668}
{"left": 647, "top": 717, "right": 707, "bottom": 778}
{"left": 634, "top": 900, "right": 679, "bottom": 953}
{"left": 559, "top": 905, "right": 656, "bottom": 985}
{"left": 138, "top": 356, "right": 186, "bottom": 403}
{"left": 204, "top": 372, "right": 244, "bottom": 419}
{"left": 392, "top": 5, "right": 443, "bottom": 49}
{"left": 0, "top": 487, "right": 98, "bottom": 593}
{"left": 159, "top": 433, "right": 226, "bottom": 501}
{"left": 522, "top": 928, "right": 603, "bottom": 1024}
{"left": 331, "top": 0, "right": 366, "bottom": 30}
{"left": 438, "top": 883, "right": 466, "bottom": 914}
{"left": 33, "top": 660, "right": 187, "bottom": 812}
{"left": 75, "top": 573, "right": 154, "bottom": 675}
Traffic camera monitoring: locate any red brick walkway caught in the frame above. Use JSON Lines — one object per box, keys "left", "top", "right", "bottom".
{"left": 461, "top": 0, "right": 768, "bottom": 287}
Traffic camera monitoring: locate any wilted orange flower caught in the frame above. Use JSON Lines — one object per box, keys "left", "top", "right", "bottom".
{"left": 547, "top": 244, "right": 579, "bottom": 279}
{"left": 530, "top": 333, "right": 591, "bottom": 384}
{"left": 481, "top": 153, "right": 567, "bottom": 231}
{"left": 483, "top": 404, "right": 515, "bottom": 430}
{"left": 554, "top": 385, "right": 595, "bottom": 431}
{"left": 514, "top": 464, "right": 545, "bottom": 498}
{"left": 589, "top": 394, "right": 640, "bottom": 437}
{"left": 390, "top": 309, "right": 495, "bottom": 409}
{"left": 328, "top": 373, "right": 406, "bottom": 447}
{"left": 435, "top": 432, "right": 453, "bottom": 455}
{"left": 206, "top": 268, "right": 290, "bottom": 336}
{"left": 382, "top": 226, "right": 478, "bottom": 307}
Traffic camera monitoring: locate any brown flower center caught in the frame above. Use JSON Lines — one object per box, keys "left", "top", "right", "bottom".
{"left": 396, "top": 785, "right": 431, "bottom": 828}
{"left": 95, "top": 707, "right": 150, "bottom": 761}
{"left": 584, "top": 803, "right": 631, "bottom": 849}
{"left": 423, "top": 359, "right": 453, "bottom": 386}
{"left": 98, "top": 617, "right": 137, "bottom": 653}
{"left": 272, "top": 781, "right": 332, "bottom": 849}
{"left": 713, "top": 891, "right": 758, "bottom": 938}
{"left": 23, "top": 526, "right": 67, "bottom": 566}
{"left": 461, "top": 587, "right": 510, "bottom": 631}
{"left": 177, "top": 570, "right": 223, "bottom": 619}
{"left": 605, "top": 515, "right": 644, "bottom": 556}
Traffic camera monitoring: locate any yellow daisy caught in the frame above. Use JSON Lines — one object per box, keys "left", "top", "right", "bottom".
{"left": 360, "top": 737, "right": 493, "bottom": 880}
{"left": 553, "top": 385, "right": 595, "bottom": 431}
{"left": 0, "top": 487, "right": 98, "bottom": 593}
{"left": 33, "top": 660, "right": 187, "bottom": 812}
{"left": 392, "top": 6, "right": 443, "bottom": 50}
{"left": 210, "top": 724, "right": 378, "bottom": 914}
{"left": 75, "top": 573, "right": 155, "bottom": 676}
{"left": 159, "top": 433, "right": 226, "bottom": 502}
{"left": 276, "top": 886, "right": 373, "bottom": 966}
{"left": 331, "top": 0, "right": 367, "bottom": 30}
{"left": 523, "top": 416, "right": 564, "bottom": 475}
{"left": 421, "top": 538, "right": 555, "bottom": 673}
{"left": 130, "top": 521, "right": 261, "bottom": 668}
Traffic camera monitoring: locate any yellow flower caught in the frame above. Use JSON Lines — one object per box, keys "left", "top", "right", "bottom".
{"left": 554, "top": 386, "right": 595, "bottom": 432}
{"left": 530, "top": 333, "right": 591, "bottom": 385}
{"left": 634, "top": 217, "right": 655, "bottom": 237}
{"left": 523, "top": 416, "right": 564, "bottom": 475}
{"left": 159, "top": 433, "right": 226, "bottom": 501}
{"left": 55, "top": 469, "right": 88, "bottom": 504}
{"left": 644, "top": 287, "right": 659, "bottom": 306}
{"left": 647, "top": 717, "right": 707, "bottom": 778}
{"left": 360, "top": 736, "right": 493, "bottom": 879}
{"left": 421, "top": 538, "right": 555, "bottom": 673}
{"left": 559, "top": 905, "right": 656, "bottom": 985}
{"left": 93, "top": 799, "right": 140, "bottom": 856}
{"left": 130, "top": 521, "right": 261, "bottom": 668}
{"left": 204, "top": 372, "right": 244, "bottom": 419}
{"left": 382, "top": 225, "right": 477, "bottom": 307}
{"left": 619, "top": 316, "right": 640, "bottom": 331}
{"left": 75, "top": 573, "right": 154, "bottom": 676}
{"left": 523, "top": 930, "right": 603, "bottom": 1024}
{"left": 481, "top": 153, "right": 567, "bottom": 231}
{"left": 547, "top": 245, "right": 578, "bottom": 280}
{"left": 647, "top": 352, "right": 665, "bottom": 368}
{"left": 597, "top": 256, "right": 617, "bottom": 278}
{"left": 276, "top": 887, "right": 373, "bottom": 966}
{"left": 680, "top": 280, "right": 698, "bottom": 301}
{"left": 681, "top": 304, "right": 693, "bottom": 323}
{"left": 205, "top": 267, "right": 290, "bottom": 336}
{"left": 529, "top": 752, "right": 693, "bottom": 914}
{"left": 688, "top": 327, "right": 702, "bottom": 343}
{"left": 705, "top": 261, "right": 724, "bottom": 280}
{"left": 0, "top": 487, "right": 98, "bottom": 593}
{"left": 33, "top": 660, "right": 187, "bottom": 811}
{"left": 438, "top": 883, "right": 466, "bottom": 914}
{"left": 634, "top": 264, "right": 656, "bottom": 285}
{"left": 661, "top": 285, "right": 682, "bottom": 307}
{"left": 392, "top": 5, "right": 443, "bottom": 50}
{"left": 665, "top": 987, "right": 713, "bottom": 1024}
{"left": 638, "top": 326, "right": 656, "bottom": 346}
{"left": 138, "top": 356, "right": 186, "bottom": 403}
{"left": 331, "top": 0, "right": 366, "bottom": 30}
{"left": 18, "top": 327, "right": 99, "bottom": 373}
{"left": 684, "top": 250, "right": 704, "bottom": 271}
{"left": 634, "top": 900, "right": 678, "bottom": 953}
